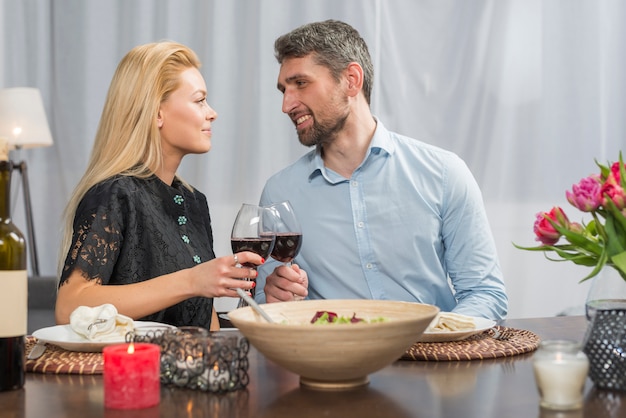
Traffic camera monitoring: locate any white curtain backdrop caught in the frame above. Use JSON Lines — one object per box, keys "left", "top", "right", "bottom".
{"left": 1, "top": 0, "right": 623, "bottom": 317}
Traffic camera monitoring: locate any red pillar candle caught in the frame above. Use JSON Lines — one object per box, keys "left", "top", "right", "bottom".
{"left": 103, "top": 343, "right": 161, "bottom": 409}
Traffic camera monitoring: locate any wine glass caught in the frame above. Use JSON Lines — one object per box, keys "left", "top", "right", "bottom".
{"left": 231, "top": 204, "right": 275, "bottom": 308}
{"left": 265, "top": 201, "right": 302, "bottom": 265}
{"left": 264, "top": 201, "right": 304, "bottom": 300}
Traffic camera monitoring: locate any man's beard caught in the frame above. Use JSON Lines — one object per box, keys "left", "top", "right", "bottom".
{"left": 297, "top": 112, "right": 349, "bottom": 148}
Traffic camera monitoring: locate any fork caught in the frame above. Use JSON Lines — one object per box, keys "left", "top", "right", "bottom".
{"left": 488, "top": 327, "right": 514, "bottom": 341}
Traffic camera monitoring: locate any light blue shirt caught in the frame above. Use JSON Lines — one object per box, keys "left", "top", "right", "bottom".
{"left": 257, "top": 120, "right": 508, "bottom": 320}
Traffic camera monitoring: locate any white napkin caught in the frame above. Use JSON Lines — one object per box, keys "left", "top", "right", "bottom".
{"left": 69, "top": 304, "right": 135, "bottom": 341}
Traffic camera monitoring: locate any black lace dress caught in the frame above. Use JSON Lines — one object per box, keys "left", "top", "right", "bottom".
{"left": 60, "top": 175, "right": 216, "bottom": 328}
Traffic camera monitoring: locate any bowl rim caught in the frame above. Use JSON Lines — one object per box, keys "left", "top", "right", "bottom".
{"left": 228, "top": 299, "right": 440, "bottom": 328}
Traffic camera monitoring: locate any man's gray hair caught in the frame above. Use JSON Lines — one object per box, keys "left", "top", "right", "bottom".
{"left": 274, "top": 19, "right": 374, "bottom": 105}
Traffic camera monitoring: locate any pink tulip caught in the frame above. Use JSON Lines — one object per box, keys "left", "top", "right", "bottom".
{"left": 601, "top": 164, "right": 626, "bottom": 210}
{"left": 566, "top": 175, "right": 602, "bottom": 212}
{"left": 534, "top": 206, "right": 570, "bottom": 245}
{"left": 609, "top": 161, "right": 625, "bottom": 184}
{"left": 569, "top": 222, "right": 584, "bottom": 234}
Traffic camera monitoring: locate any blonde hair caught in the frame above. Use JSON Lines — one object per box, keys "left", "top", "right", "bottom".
{"left": 58, "top": 41, "right": 201, "bottom": 276}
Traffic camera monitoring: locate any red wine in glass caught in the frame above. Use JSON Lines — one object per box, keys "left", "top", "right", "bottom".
{"left": 265, "top": 201, "right": 302, "bottom": 265}
{"left": 231, "top": 237, "right": 274, "bottom": 267}
{"left": 270, "top": 233, "right": 303, "bottom": 264}
{"left": 231, "top": 204, "right": 275, "bottom": 308}
{"left": 265, "top": 201, "right": 304, "bottom": 301}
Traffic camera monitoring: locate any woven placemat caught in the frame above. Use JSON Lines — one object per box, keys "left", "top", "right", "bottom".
{"left": 402, "top": 326, "right": 540, "bottom": 361}
{"left": 25, "top": 336, "right": 103, "bottom": 374}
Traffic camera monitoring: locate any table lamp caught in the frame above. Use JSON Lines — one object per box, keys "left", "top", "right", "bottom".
{"left": 0, "top": 87, "right": 54, "bottom": 276}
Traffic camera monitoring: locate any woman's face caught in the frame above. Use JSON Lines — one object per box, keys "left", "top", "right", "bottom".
{"left": 158, "top": 67, "right": 217, "bottom": 160}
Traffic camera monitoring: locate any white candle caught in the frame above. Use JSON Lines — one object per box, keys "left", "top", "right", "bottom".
{"left": 532, "top": 340, "right": 589, "bottom": 410}
{"left": 172, "top": 327, "right": 235, "bottom": 391}
{"left": 205, "top": 361, "right": 231, "bottom": 386}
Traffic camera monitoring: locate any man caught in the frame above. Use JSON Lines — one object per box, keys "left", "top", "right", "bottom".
{"left": 256, "top": 20, "right": 507, "bottom": 320}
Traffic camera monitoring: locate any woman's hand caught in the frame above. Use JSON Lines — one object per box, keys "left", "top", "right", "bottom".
{"left": 192, "top": 251, "right": 264, "bottom": 298}
{"left": 264, "top": 263, "right": 308, "bottom": 302}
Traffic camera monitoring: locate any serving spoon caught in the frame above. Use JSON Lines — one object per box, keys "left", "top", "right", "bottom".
{"left": 235, "top": 288, "right": 275, "bottom": 323}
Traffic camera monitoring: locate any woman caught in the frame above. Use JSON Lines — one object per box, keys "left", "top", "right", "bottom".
{"left": 55, "top": 41, "right": 260, "bottom": 330}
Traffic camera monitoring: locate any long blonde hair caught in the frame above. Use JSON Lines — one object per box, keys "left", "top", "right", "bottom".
{"left": 58, "top": 41, "right": 201, "bottom": 276}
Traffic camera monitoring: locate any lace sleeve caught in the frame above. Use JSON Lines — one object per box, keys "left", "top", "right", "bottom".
{"left": 60, "top": 182, "right": 125, "bottom": 285}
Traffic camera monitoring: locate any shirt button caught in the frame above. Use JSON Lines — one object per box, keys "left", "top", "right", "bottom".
{"left": 366, "top": 263, "right": 373, "bottom": 269}
{"left": 351, "top": 180, "right": 358, "bottom": 187}
{"left": 357, "top": 221, "right": 364, "bottom": 228}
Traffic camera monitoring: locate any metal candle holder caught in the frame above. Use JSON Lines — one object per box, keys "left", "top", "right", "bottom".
{"left": 127, "top": 326, "right": 250, "bottom": 393}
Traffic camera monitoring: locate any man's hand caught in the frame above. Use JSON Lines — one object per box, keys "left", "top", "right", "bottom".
{"left": 264, "top": 264, "right": 308, "bottom": 302}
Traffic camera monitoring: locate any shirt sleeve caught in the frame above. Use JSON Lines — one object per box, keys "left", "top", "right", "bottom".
{"left": 441, "top": 156, "right": 508, "bottom": 319}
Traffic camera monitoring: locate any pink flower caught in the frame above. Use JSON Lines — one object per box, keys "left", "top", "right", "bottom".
{"left": 601, "top": 163, "right": 626, "bottom": 210}
{"left": 610, "top": 161, "right": 625, "bottom": 184}
{"left": 569, "top": 222, "right": 584, "bottom": 234}
{"left": 534, "top": 206, "right": 570, "bottom": 245}
{"left": 566, "top": 175, "right": 602, "bottom": 212}
{"left": 516, "top": 155, "right": 626, "bottom": 283}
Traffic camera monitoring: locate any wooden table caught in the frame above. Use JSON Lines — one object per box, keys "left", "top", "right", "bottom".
{"left": 2, "top": 316, "right": 624, "bottom": 418}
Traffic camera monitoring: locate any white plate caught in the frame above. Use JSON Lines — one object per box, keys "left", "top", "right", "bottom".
{"left": 417, "top": 316, "right": 496, "bottom": 343}
{"left": 32, "top": 321, "right": 175, "bottom": 352}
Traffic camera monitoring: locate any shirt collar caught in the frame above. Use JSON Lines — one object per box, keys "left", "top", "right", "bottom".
{"left": 306, "top": 117, "right": 395, "bottom": 182}
{"left": 369, "top": 118, "right": 395, "bottom": 156}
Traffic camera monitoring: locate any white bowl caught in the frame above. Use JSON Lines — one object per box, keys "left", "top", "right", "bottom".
{"left": 228, "top": 299, "right": 439, "bottom": 390}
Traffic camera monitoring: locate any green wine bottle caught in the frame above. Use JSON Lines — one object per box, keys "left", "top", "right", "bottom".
{"left": 0, "top": 137, "right": 27, "bottom": 392}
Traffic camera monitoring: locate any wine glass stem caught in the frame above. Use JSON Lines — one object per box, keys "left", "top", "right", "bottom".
{"left": 237, "top": 269, "right": 257, "bottom": 308}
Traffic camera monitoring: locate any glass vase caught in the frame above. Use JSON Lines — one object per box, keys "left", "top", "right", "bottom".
{"left": 585, "top": 267, "right": 626, "bottom": 320}
{"left": 582, "top": 268, "right": 626, "bottom": 391}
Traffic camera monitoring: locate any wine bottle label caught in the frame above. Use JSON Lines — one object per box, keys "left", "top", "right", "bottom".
{"left": 0, "top": 270, "right": 27, "bottom": 337}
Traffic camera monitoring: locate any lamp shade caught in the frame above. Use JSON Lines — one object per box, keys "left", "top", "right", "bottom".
{"left": 0, "top": 87, "right": 54, "bottom": 149}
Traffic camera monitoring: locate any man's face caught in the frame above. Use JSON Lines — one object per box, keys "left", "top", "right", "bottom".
{"left": 277, "top": 55, "right": 349, "bottom": 147}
